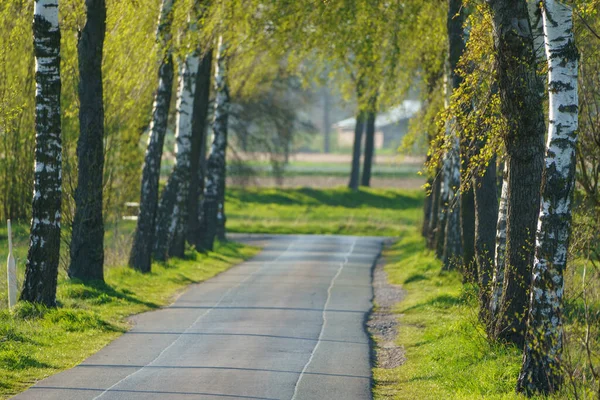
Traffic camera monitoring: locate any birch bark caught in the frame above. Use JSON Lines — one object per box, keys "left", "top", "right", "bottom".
{"left": 154, "top": 52, "right": 200, "bottom": 260}
{"left": 490, "top": 164, "right": 508, "bottom": 323}
{"left": 21, "top": 0, "right": 62, "bottom": 306}
{"left": 488, "top": 0, "right": 546, "bottom": 347}
{"left": 129, "top": 0, "right": 175, "bottom": 272}
{"left": 69, "top": 0, "right": 106, "bottom": 282}
{"left": 199, "top": 38, "right": 229, "bottom": 251}
{"left": 517, "top": 1, "right": 578, "bottom": 394}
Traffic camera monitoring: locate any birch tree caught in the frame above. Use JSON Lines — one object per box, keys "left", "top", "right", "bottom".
{"left": 154, "top": 48, "right": 200, "bottom": 260}
{"left": 441, "top": 0, "right": 466, "bottom": 269}
{"left": 68, "top": 0, "right": 106, "bottom": 282}
{"left": 199, "top": 37, "right": 229, "bottom": 251}
{"left": 20, "top": 0, "right": 62, "bottom": 306}
{"left": 490, "top": 164, "right": 508, "bottom": 324}
{"left": 129, "top": 0, "right": 176, "bottom": 272}
{"left": 517, "top": 1, "right": 579, "bottom": 394}
{"left": 488, "top": 0, "right": 546, "bottom": 346}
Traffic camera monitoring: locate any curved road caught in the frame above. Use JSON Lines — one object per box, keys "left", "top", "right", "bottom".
{"left": 14, "top": 235, "right": 384, "bottom": 400}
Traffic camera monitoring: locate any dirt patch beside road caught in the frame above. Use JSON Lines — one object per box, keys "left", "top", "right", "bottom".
{"left": 368, "top": 252, "right": 406, "bottom": 369}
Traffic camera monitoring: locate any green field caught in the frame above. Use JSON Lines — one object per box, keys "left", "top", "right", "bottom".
{"left": 226, "top": 187, "right": 424, "bottom": 236}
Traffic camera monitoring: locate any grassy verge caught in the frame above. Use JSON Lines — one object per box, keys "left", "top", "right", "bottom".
{"left": 373, "top": 231, "right": 525, "bottom": 399}
{"left": 0, "top": 242, "right": 259, "bottom": 398}
{"left": 226, "top": 187, "right": 424, "bottom": 237}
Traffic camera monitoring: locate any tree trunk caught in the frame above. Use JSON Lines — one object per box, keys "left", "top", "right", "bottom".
{"left": 348, "top": 112, "right": 365, "bottom": 191}
{"left": 69, "top": 0, "right": 106, "bottom": 282}
{"left": 187, "top": 50, "right": 212, "bottom": 248}
{"left": 461, "top": 186, "right": 476, "bottom": 280}
{"left": 361, "top": 109, "right": 376, "bottom": 187}
{"left": 489, "top": 0, "right": 546, "bottom": 347}
{"left": 442, "top": 0, "right": 465, "bottom": 269}
{"left": 436, "top": 155, "right": 450, "bottom": 259}
{"left": 517, "top": 2, "right": 578, "bottom": 394}
{"left": 427, "top": 170, "right": 441, "bottom": 250}
{"left": 474, "top": 156, "right": 498, "bottom": 326}
{"left": 422, "top": 158, "right": 434, "bottom": 239}
{"left": 21, "top": 0, "right": 62, "bottom": 306}
{"left": 128, "top": 0, "right": 175, "bottom": 272}
{"left": 153, "top": 51, "right": 200, "bottom": 261}
{"left": 443, "top": 136, "right": 462, "bottom": 269}
{"left": 199, "top": 38, "right": 229, "bottom": 251}
{"left": 490, "top": 163, "right": 508, "bottom": 326}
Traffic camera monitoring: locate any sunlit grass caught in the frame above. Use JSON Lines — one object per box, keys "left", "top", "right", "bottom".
{"left": 226, "top": 187, "right": 424, "bottom": 237}
{"left": 0, "top": 242, "right": 259, "bottom": 398}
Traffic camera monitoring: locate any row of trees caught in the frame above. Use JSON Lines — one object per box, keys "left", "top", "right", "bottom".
{"left": 416, "top": 0, "right": 595, "bottom": 395}
{"left": 6, "top": 0, "right": 598, "bottom": 395}
{"left": 19, "top": 0, "right": 238, "bottom": 305}
{"left": 5, "top": 0, "right": 316, "bottom": 305}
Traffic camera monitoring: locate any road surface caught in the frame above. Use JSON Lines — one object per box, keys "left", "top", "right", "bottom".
{"left": 14, "top": 235, "right": 383, "bottom": 400}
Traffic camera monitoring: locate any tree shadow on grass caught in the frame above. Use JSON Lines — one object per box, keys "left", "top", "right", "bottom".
{"left": 0, "top": 353, "right": 55, "bottom": 371}
{"left": 63, "top": 280, "right": 158, "bottom": 310}
{"left": 227, "top": 187, "right": 423, "bottom": 210}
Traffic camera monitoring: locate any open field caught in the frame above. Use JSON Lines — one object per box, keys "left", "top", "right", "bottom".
{"left": 226, "top": 187, "right": 424, "bottom": 236}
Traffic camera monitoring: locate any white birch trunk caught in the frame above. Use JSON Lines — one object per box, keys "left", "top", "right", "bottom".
{"left": 154, "top": 51, "right": 200, "bottom": 260}
{"left": 7, "top": 220, "right": 17, "bottom": 309}
{"left": 21, "top": 0, "right": 62, "bottom": 306}
{"left": 517, "top": 1, "right": 578, "bottom": 394}
{"left": 490, "top": 163, "right": 508, "bottom": 320}
{"left": 129, "top": 0, "right": 176, "bottom": 271}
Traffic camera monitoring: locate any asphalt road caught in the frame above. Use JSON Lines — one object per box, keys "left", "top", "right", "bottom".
{"left": 14, "top": 235, "right": 383, "bottom": 400}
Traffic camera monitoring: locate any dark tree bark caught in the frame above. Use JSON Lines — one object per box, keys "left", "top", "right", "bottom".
{"left": 422, "top": 163, "right": 434, "bottom": 239}
{"left": 461, "top": 186, "right": 476, "bottom": 280}
{"left": 442, "top": 0, "right": 466, "bottom": 269}
{"left": 129, "top": 0, "right": 176, "bottom": 272}
{"left": 488, "top": 0, "right": 546, "bottom": 347}
{"left": 361, "top": 110, "right": 376, "bottom": 187}
{"left": 427, "top": 170, "right": 442, "bottom": 250}
{"left": 348, "top": 112, "right": 365, "bottom": 191}
{"left": 69, "top": 0, "right": 106, "bottom": 282}
{"left": 21, "top": 0, "right": 62, "bottom": 306}
{"left": 198, "top": 39, "right": 229, "bottom": 251}
{"left": 474, "top": 156, "right": 498, "bottom": 326}
{"left": 187, "top": 50, "right": 212, "bottom": 249}
{"left": 435, "top": 166, "right": 448, "bottom": 259}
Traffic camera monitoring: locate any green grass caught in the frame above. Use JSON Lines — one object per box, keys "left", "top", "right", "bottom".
{"left": 226, "top": 187, "right": 424, "bottom": 237}
{"left": 0, "top": 242, "right": 259, "bottom": 398}
{"left": 373, "top": 232, "right": 527, "bottom": 399}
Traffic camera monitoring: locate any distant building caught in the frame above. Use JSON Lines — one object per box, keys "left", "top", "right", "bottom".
{"left": 332, "top": 100, "right": 421, "bottom": 149}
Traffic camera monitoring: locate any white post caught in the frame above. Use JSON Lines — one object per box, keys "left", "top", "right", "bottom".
{"left": 7, "top": 219, "right": 17, "bottom": 309}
